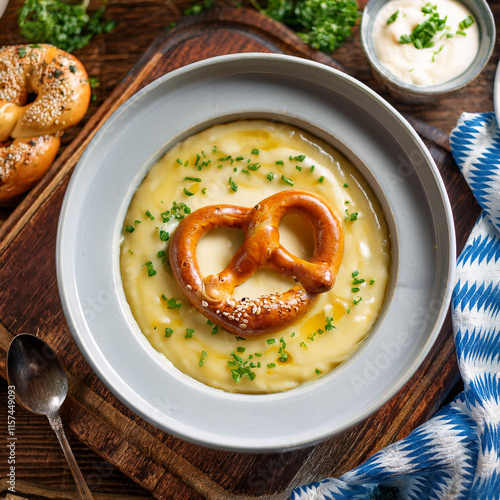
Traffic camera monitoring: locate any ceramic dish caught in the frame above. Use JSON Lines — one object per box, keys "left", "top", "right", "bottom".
{"left": 494, "top": 59, "right": 500, "bottom": 127}
{"left": 361, "top": 0, "right": 495, "bottom": 103}
{"left": 57, "top": 53, "right": 455, "bottom": 452}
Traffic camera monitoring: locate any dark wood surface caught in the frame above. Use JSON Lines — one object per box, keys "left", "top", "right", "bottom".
{"left": 0, "top": 0, "right": 497, "bottom": 497}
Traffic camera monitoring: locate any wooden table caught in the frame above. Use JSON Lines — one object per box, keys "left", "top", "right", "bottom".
{"left": 0, "top": 0, "right": 498, "bottom": 497}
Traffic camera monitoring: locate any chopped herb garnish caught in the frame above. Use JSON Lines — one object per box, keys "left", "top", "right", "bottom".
{"left": 219, "top": 155, "right": 232, "bottom": 161}
{"left": 291, "top": 332, "right": 296, "bottom": 337}
{"left": 281, "top": 175, "right": 294, "bottom": 186}
{"left": 352, "top": 278, "right": 365, "bottom": 285}
{"left": 399, "top": 3, "right": 447, "bottom": 49}
{"left": 315, "top": 368, "right": 321, "bottom": 374}
{"left": 237, "top": 346, "right": 246, "bottom": 353}
{"left": 248, "top": 163, "right": 261, "bottom": 171}
{"left": 176, "top": 158, "right": 183, "bottom": 164}
{"left": 353, "top": 297, "right": 362, "bottom": 305}
{"left": 352, "top": 270, "right": 359, "bottom": 278}
{"left": 211, "top": 325, "right": 220, "bottom": 335}
{"left": 255, "top": 352, "right": 262, "bottom": 357}
{"left": 267, "top": 172, "right": 275, "bottom": 181}
{"left": 456, "top": 30, "right": 466, "bottom": 37}
{"left": 229, "top": 177, "right": 238, "bottom": 192}
{"left": 18, "top": 47, "right": 27, "bottom": 57}
{"left": 459, "top": 16, "right": 474, "bottom": 30}
{"left": 199, "top": 350, "right": 208, "bottom": 367}
{"left": 185, "top": 328, "right": 194, "bottom": 338}
{"left": 350, "top": 212, "right": 358, "bottom": 221}
{"left": 202, "top": 188, "right": 207, "bottom": 194}
{"left": 213, "top": 145, "right": 219, "bottom": 153}
{"left": 165, "top": 297, "right": 182, "bottom": 309}
{"left": 266, "top": 338, "right": 276, "bottom": 345}
{"left": 183, "top": 187, "right": 195, "bottom": 196}
{"left": 184, "top": 176, "right": 201, "bottom": 182}
{"left": 125, "top": 225, "right": 135, "bottom": 233}
{"left": 300, "top": 342, "right": 307, "bottom": 348}
{"left": 325, "top": 317, "right": 336, "bottom": 331}
{"left": 310, "top": 165, "right": 315, "bottom": 172}
{"left": 387, "top": 10, "right": 399, "bottom": 24}
{"left": 164, "top": 328, "right": 174, "bottom": 337}
{"left": 251, "top": 148, "right": 260, "bottom": 155}
{"left": 235, "top": 336, "right": 246, "bottom": 341}
{"left": 142, "top": 261, "right": 156, "bottom": 277}
{"left": 145, "top": 210, "right": 154, "bottom": 220}
{"left": 369, "top": 279, "right": 375, "bottom": 285}
{"left": 228, "top": 352, "right": 256, "bottom": 383}
{"left": 157, "top": 250, "right": 167, "bottom": 264}
{"left": 318, "top": 176, "right": 325, "bottom": 183}
{"left": 235, "top": 156, "right": 244, "bottom": 161}
{"left": 295, "top": 165, "right": 302, "bottom": 171}
{"left": 343, "top": 183, "right": 349, "bottom": 188}
{"left": 276, "top": 160, "right": 284, "bottom": 165}
{"left": 267, "top": 363, "right": 276, "bottom": 368}
{"left": 159, "top": 230, "right": 170, "bottom": 242}
{"left": 352, "top": 287, "right": 360, "bottom": 293}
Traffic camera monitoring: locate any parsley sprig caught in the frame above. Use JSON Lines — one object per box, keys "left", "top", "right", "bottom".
{"left": 258, "top": 0, "right": 359, "bottom": 53}
{"left": 18, "top": 0, "right": 116, "bottom": 53}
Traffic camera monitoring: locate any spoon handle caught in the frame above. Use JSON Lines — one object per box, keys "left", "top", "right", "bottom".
{"left": 48, "top": 414, "right": 95, "bottom": 500}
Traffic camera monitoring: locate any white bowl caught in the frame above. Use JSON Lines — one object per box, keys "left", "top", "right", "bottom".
{"left": 57, "top": 54, "right": 455, "bottom": 452}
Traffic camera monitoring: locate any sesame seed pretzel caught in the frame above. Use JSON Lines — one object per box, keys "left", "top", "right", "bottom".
{"left": 169, "top": 190, "right": 344, "bottom": 337}
{"left": 0, "top": 44, "right": 90, "bottom": 202}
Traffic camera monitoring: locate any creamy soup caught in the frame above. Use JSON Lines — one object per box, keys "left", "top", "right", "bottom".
{"left": 120, "top": 120, "right": 391, "bottom": 393}
{"left": 372, "top": 0, "right": 479, "bottom": 86}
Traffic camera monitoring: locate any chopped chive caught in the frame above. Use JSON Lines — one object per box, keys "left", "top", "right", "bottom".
{"left": 352, "top": 270, "right": 359, "bottom": 277}
{"left": 353, "top": 297, "right": 362, "bottom": 305}
{"left": 251, "top": 148, "right": 259, "bottom": 155}
{"left": 202, "top": 188, "right": 207, "bottom": 194}
{"left": 318, "top": 176, "right": 325, "bottom": 183}
{"left": 266, "top": 339, "right": 275, "bottom": 345}
{"left": 309, "top": 165, "right": 315, "bottom": 172}
{"left": 199, "top": 350, "right": 208, "bottom": 367}
{"left": 184, "top": 176, "right": 202, "bottom": 182}
{"left": 315, "top": 368, "right": 321, "bottom": 374}
{"left": 291, "top": 332, "right": 296, "bottom": 337}
{"left": 255, "top": 352, "right": 262, "bottom": 357}
{"left": 145, "top": 210, "right": 154, "bottom": 220}
{"left": 281, "top": 175, "right": 294, "bottom": 186}
{"left": 352, "top": 278, "right": 365, "bottom": 285}
{"left": 235, "top": 156, "right": 244, "bottom": 161}
{"left": 349, "top": 212, "right": 358, "bottom": 221}
{"left": 235, "top": 336, "right": 245, "bottom": 341}
{"left": 275, "top": 160, "right": 284, "bottom": 165}
{"left": 176, "top": 158, "right": 183, "bottom": 164}
{"left": 369, "top": 279, "right": 375, "bottom": 285}
{"left": 248, "top": 163, "right": 260, "bottom": 171}
{"left": 343, "top": 183, "right": 349, "bottom": 188}
{"left": 211, "top": 325, "right": 220, "bottom": 335}
{"left": 229, "top": 177, "right": 238, "bottom": 192}
{"left": 237, "top": 346, "right": 246, "bottom": 353}
{"left": 352, "top": 287, "right": 360, "bottom": 293}
{"left": 267, "top": 172, "right": 275, "bottom": 181}
{"left": 164, "top": 328, "right": 174, "bottom": 337}
{"left": 183, "top": 187, "right": 195, "bottom": 196}
{"left": 387, "top": 10, "right": 399, "bottom": 24}
{"left": 157, "top": 250, "right": 166, "bottom": 264}
{"left": 295, "top": 165, "right": 302, "bottom": 171}
{"left": 218, "top": 155, "right": 232, "bottom": 161}
{"left": 300, "top": 342, "right": 307, "bottom": 348}
{"left": 185, "top": 328, "right": 194, "bottom": 338}
{"left": 267, "top": 363, "right": 276, "bottom": 368}
{"left": 142, "top": 261, "right": 156, "bottom": 277}
{"left": 125, "top": 225, "right": 135, "bottom": 233}
{"left": 456, "top": 30, "right": 466, "bottom": 36}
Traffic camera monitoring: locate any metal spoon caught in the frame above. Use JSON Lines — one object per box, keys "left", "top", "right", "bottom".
{"left": 7, "top": 333, "right": 94, "bottom": 500}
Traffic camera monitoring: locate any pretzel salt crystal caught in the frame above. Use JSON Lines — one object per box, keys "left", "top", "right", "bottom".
{"left": 169, "top": 190, "right": 344, "bottom": 337}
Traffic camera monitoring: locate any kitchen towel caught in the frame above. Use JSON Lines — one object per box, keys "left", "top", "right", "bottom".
{"left": 291, "top": 112, "right": 500, "bottom": 500}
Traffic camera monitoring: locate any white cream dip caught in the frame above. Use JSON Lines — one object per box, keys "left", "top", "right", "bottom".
{"left": 372, "top": 0, "right": 479, "bottom": 86}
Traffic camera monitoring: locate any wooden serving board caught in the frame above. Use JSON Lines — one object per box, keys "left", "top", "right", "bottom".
{"left": 0, "top": 8, "right": 482, "bottom": 499}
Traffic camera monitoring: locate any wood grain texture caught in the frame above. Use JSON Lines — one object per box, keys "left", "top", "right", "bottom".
{"left": 0, "top": 0, "right": 494, "bottom": 498}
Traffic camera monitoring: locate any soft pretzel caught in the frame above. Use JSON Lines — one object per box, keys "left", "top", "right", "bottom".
{"left": 0, "top": 44, "right": 90, "bottom": 141}
{"left": 0, "top": 135, "right": 60, "bottom": 202}
{"left": 169, "top": 190, "right": 344, "bottom": 337}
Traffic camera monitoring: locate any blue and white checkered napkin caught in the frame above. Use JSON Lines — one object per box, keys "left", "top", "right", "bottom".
{"left": 291, "top": 112, "right": 500, "bottom": 500}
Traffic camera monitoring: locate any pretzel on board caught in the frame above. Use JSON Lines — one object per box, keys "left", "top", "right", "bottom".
{"left": 169, "top": 190, "right": 344, "bottom": 337}
{"left": 0, "top": 44, "right": 90, "bottom": 201}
